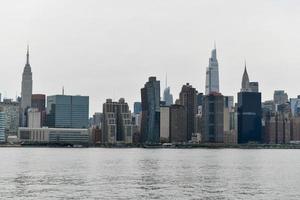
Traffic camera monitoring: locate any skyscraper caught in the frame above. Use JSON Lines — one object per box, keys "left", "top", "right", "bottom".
{"left": 238, "top": 66, "right": 262, "bottom": 143}
{"left": 46, "top": 95, "right": 89, "bottom": 128}
{"left": 202, "top": 93, "right": 224, "bottom": 143}
{"left": 169, "top": 104, "right": 187, "bottom": 143}
{"left": 102, "top": 98, "right": 133, "bottom": 144}
{"left": 179, "top": 83, "right": 197, "bottom": 141}
{"left": 141, "top": 77, "right": 160, "bottom": 144}
{"left": 21, "top": 46, "right": 33, "bottom": 127}
{"left": 205, "top": 45, "right": 219, "bottom": 95}
{"left": 274, "top": 90, "right": 288, "bottom": 105}
{"left": 163, "top": 87, "right": 173, "bottom": 106}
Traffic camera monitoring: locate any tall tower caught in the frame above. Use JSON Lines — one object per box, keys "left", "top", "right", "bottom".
{"left": 141, "top": 77, "right": 160, "bottom": 144}
{"left": 241, "top": 62, "right": 250, "bottom": 92}
{"left": 163, "top": 74, "right": 173, "bottom": 106}
{"left": 205, "top": 44, "right": 219, "bottom": 95}
{"left": 21, "top": 45, "right": 33, "bottom": 126}
{"left": 237, "top": 64, "right": 262, "bottom": 144}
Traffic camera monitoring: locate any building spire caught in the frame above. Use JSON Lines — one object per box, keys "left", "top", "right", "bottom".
{"left": 26, "top": 45, "right": 30, "bottom": 65}
{"left": 241, "top": 61, "right": 250, "bottom": 92}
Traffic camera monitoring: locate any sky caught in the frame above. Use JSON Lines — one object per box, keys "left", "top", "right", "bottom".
{"left": 0, "top": 0, "right": 300, "bottom": 115}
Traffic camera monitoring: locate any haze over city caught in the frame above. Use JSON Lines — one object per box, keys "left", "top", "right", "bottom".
{"left": 1, "top": 0, "right": 300, "bottom": 114}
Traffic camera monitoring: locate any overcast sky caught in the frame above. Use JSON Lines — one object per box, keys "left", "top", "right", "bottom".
{"left": 0, "top": 0, "right": 300, "bottom": 115}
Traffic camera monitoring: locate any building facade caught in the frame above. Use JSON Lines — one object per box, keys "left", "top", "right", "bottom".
{"left": 0, "top": 99, "right": 20, "bottom": 136}
{"left": 163, "top": 87, "right": 173, "bottom": 106}
{"left": 27, "top": 108, "right": 41, "bottom": 128}
{"left": 170, "top": 104, "right": 187, "bottom": 143}
{"left": 274, "top": 90, "right": 288, "bottom": 106}
{"left": 202, "top": 93, "right": 224, "bottom": 143}
{"left": 102, "top": 98, "right": 133, "bottom": 144}
{"left": 205, "top": 46, "right": 219, "bottom": 95}
{"left": 160, "top": 106, "right": 170, "bottom": 143}
{"left": 179, "top": 83, "right": 197, "bottom": 141}
{"left": 21, "top": 46, "right": 33, "bottom": 127}
{"left": 238, "top": 66, "right": 262, "bottom": 143}
{"left": 18, "top": 127, "right": 89, "bottom": 145}
{"left": 0, "top": 108, "right": 5, "bottom": 143}
{"left": 46, "top": 95, "right": 89, "bottom": 128}
{"left": 141, "top": 77, "right": 160, "bottom": 144}
{"left": 32, "top": 94, "right": 46, "bottom": 126}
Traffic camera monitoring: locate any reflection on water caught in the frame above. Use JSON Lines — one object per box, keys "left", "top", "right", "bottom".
{"left": 0, "top": 148, "right": 299, "bottom": 199}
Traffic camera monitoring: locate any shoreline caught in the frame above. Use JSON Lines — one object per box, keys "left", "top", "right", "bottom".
{"left": 1, "top": 143, "right": 300, "bottom": 149}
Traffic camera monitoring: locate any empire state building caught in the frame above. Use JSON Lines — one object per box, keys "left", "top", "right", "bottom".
{"left": 21, "top": 46, "right": 33, "bottom": 126}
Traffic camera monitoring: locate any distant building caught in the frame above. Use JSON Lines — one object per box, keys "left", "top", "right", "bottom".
{"left": 202, "top": 93, "right": 224, "bottom": 143}
{"left": 291, "top": 117, "right": 300, "bottom": 141}
{"left": 170, "top": 104, "right": 187, "bottom": 143}
{"left": 160, "top": 106, "right": 170, "bottom": 143}
{"left": 0, "top": 99, "right": 20, "bottom": 136}
{"left": 102, "top": 98, "right": 133, "bottom": 144}
{"left": 179, "top": 83, "right": 197, "bottom": 141}
{"left": 32, "top": 94, "right": 46, "bottom": 126}
{"left": 141, "top": 77, "right": 160, "bottom": 144}
{"left": 262, "top": 100, "right": 275, "bottom": 113}
{"left": 197, "top": 93, "right": 204, "bottom": 107}
{"left": 133, "top": 102, "right": 142, "bottom": 114}
{"left": 264, "top": 112, "right": 291, "bottom": 144}
{"left": 27, "top": 108, "right": 41, "bottom": 128}
{"left": 238, "top": 65, "right": 262, "bottom": 143}
{"left": 91, "top": 112, "right": 102, "bottom": 128}
{"left": 249, "top": 82, "right": 259, "bottom": 93}
{"left": 205, "top": 45, "right": 219, "bottom": 95}
{"left": 46, "top": 95, "right": 89, "bottom": 128}
{"left": 224, "top": 96, "right": 237, "bottom": 144}
{"left": 274, "top": 90, "right": 288, "bottom": 106}
{"left": 0, "top": 108, "right": 5, "bottom": 143}
{"left": 20, "top": 46, "right": 33, "bottom": 127}
{"left": 163, "top": 87, "right": 173, "bottom": 106}
{"left": 18, "top": 127, "right": 89, "bottom": 145}
{"left": 290, "top": 97, "right": 300, "bottom": 117}
{"left": 90, "top": 126, "right": 102, "bottom": 144}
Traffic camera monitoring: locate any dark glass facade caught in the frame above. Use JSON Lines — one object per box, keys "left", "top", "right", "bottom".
{"left": 46, "top": 95, "right": 89, "bottom": 129}
{"left": 237, "top": 92, "right": 262, "bottom": 143}
{"left": 133, "top": 102, "right": 142, "bottom": 114}
{"left": 202, "top": 94, "right": 224, "bottom": 143}
{"left": 141, "top": 77, "right": 160, "bottom": 144}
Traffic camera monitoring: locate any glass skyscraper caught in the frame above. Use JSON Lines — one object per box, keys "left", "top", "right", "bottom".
{"left": 141, "top": 77, "right": 160, "bottom": 144}
{"left": 46, "top": 95, "right": 89, "bottom": 128}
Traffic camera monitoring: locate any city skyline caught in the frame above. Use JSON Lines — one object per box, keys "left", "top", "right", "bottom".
{"left": 1, "top": 0, "right": 300, "bottom": 114}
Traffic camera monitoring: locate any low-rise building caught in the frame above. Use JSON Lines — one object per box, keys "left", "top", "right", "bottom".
{"left": 18, "top": 127, "right": 89, "bottom": 145}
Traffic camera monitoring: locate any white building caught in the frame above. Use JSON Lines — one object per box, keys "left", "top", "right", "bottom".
{"left": 18, "top": 127, "right": 89, "bottom": 145}
{"left": 27, "top": 108, "right": 41, "bottom": 128}
{"left": 160, "top": 106, "right": 170, "bottom": 143}
{"left": 0, "top": 99, "right": 20, "bottom": 135}
{"left": 205, "top": 45, "right": 220, "bottom": 95}
{"left": 0, "top": 109, "right": 5, "bottom": 143}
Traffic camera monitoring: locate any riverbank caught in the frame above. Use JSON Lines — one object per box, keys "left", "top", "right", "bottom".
{"left": 1, "top": 143, "right": 300, "bottom": 149}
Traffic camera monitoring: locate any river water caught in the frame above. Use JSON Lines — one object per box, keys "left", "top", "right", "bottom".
{"left": 0, "top": 148, "right": 299, "bottom": 199}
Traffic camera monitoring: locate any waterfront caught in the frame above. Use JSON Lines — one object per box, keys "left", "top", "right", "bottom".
{"left": 0, "top": 148, "right": 299, "bottom": 199}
